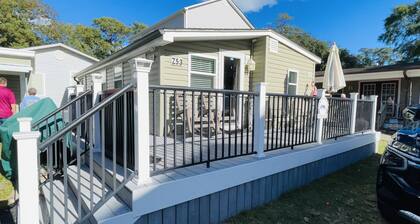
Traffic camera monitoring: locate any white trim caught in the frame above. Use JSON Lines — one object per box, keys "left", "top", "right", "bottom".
{"left": 74, "top": 37, "right": 171, "bottom": 79}
{"left": 188, "top": 53, "right": 218, "bottom": 88}
{"left": 287, "top": 69, "right": 299, "bottom": 95}
{"left": 220, "top": 49, "right": 246, "bottom": 91}
{"left": 24, "top": 43, "right": 99, "bottom": 62}
{"left": 0, "top": 47, "right": 34, "bottom": 58}
{"left": 132, "top": 132, "right": 379, "bottom": 218}
{"left": 19, "top": 73, "right": 26, "bottom": 102}
{"left": 0, "top": 64, "right": 33, "bottom": 73}
{"left": 162, "top": 29, "right": 321, "bottom": 63}
{"left": 315, "top": 70, "right": 404, "bottom": 83}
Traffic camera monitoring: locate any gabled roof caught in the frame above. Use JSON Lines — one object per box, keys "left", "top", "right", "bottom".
{"left": 133, "top": 0, "right": 254, "bottom": 41}
{"left": 184, "top": 0, "right": 254, "bottom": 28}
{"left": 24, "top": 43, "right": 99, "bottom": 62}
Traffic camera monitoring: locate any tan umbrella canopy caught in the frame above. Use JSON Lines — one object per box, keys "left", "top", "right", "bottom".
{"left": 322, "top": 43, "right": 346, "bottom": 93}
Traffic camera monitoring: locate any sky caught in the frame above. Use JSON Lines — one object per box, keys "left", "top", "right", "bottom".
{"left": 43, "top": 0, "right": 415, "bottom": 54}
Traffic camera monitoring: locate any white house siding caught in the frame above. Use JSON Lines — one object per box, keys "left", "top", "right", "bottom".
{"left": 265, "top": 37, "right": 315, "bottom": 94}
{"left": 30, "top": 48, "right": 95, "bottom": 106}
{"left": 186, "top": 0, "right": 251, "bottom": 29}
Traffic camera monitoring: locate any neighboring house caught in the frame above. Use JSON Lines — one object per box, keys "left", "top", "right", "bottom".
{"left": 0, "top": 43, "right": 98, "bottom": 107}
{"left": 24, "top": 44, "right": 99, "bottom": 106}
{"left": 75, "top": 0, "right": 321, "bottom": 96}
{"left": 315, "top": 62, "right": 420, "bottom": 117}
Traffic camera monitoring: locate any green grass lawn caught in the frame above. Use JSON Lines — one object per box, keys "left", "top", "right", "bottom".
{"left": 226, "top": 138, "right": 390, "bottom": 224}
{"left": 0, "top": 172, "right": 13, "bottom": 208}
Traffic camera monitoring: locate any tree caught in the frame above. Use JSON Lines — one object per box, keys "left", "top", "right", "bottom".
{"left": 93, "top": 17, "right": 131, "bottom": 54}
{"left": 129, "top": 22, "right": 148, "bottom": 42}
{"left": 274, "top": 13, "right": 362, "bottom": 71}
{"left": 357, "top": 48, "right": 401, "bottom": 66}
{"left": 0, "top": 0, "right": 53, "bottom": 48}
{"left": 379, "top": 1, "right": 420, "bottom": 62}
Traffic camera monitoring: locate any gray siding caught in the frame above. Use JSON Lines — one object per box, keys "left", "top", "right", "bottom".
{"left": 135, "top": 143, "right": 375, "bottom": 224}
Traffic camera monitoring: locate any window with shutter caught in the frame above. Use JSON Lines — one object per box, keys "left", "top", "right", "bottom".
{"left": 114, "top": 64, "right": 123, "bottom": 88}
{"left": 189, "top": 55, "right": 217, "bottom": 89}
{"left": 287, "top": 70, "right": 298, "bottom": 95}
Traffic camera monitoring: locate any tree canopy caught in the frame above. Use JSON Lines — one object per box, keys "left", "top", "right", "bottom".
{"left": 379, "top": 1, "right": 420, "bottom": 62}
{"left": 0, "top": 0, "right": 53, "bottom": 48}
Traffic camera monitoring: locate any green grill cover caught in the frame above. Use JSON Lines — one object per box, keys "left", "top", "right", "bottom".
{"left": 0, "top": 98, "right": 62, "bottom": 179}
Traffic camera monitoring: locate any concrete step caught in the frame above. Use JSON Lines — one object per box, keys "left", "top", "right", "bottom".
{"left": 67, "top": 165, "right": 131, "bottom": 223}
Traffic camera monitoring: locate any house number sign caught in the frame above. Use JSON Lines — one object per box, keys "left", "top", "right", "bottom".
{"left": 171, "top": 57, "right": 183, "bottom": 66}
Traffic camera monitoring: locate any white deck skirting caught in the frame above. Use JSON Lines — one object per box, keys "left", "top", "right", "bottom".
{"left": 121, "top": 131, "right": 381, "bottom": 222}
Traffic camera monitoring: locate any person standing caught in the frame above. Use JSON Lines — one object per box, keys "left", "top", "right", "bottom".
{"left": 0, "top": 77, "right": 17, "bottom": 125}
{"left": 20, "top": 88, "right": 40, "bottom": 109}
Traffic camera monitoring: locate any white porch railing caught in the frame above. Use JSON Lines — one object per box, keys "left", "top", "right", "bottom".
{"left": 12, "top": 60, "right": 378, "bottom": 223}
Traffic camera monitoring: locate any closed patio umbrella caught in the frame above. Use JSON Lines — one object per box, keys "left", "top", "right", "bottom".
{"left": 323, "top": 43, "right": 346, "bottom": 93}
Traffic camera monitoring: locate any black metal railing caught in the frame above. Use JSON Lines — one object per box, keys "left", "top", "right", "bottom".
{"left": 323, "top": 97, "right": 352, "bottom": 140}
{"left": 38, "top": 84, "right": 135, "bottom": 223}
{"left": 265, "top": 94, "right": 319, "bottom": 151}
{"left": 33, "top": 90, "right": 93, "bottom": 142}
{"left": 149, "top": 85, "right": 257, "bottom": 174}
{"left": 356, "top": 99, "right": 373, "bottom": 133}
{"left": 99, "top": 90, "right": 135, "bottom": 170}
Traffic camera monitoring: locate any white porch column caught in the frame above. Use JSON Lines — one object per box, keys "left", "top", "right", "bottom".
{"left": 350, "top": 93, "right": 359, "bottom": 134}
{"left": 13, "top": 118, "right": 40, "bottom": 224}
{"left": 91, "top": 73, "right": 103, "bottom": 152}
{"left": 316, "top": 89, "right": 328, "bottom": 144}
{"left": 131, "top": 58, "right": 153, "bottom": 185}
{"left": 75, "top": 84, "right": 85, "bottom": 95}
{"left": 368, "top": 95, "right": 378, "bottom": 131}
{"left": 254, "top": 83, "right": 266, "bottom": 158}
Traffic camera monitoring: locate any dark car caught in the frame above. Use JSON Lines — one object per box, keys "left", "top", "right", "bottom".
{"left": 377, "top": 105, "right": 420, "bottom": 223}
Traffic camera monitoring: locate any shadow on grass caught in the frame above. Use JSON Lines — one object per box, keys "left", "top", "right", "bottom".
{"left": 226, "top": 154, "right": 388, "bottom": 224}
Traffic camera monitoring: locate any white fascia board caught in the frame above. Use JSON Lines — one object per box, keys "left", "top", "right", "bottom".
{"left": 407, "top": 69, "right": 420, "bottom": 78}
{"left": 24, "top": 43, "right": 99, "bottom": 62}
{"left": 315, "top": 71, "right": 405, "bottom": 83}
{"left": 0, "top": 64, "right": 33, "bottom": 73}
{"left": 73, "top": 36, "right": 172, "bottom": 79}
{"left": 132, "top": 132, "right": 379, "bottom": 217}
{"left": 161, "top": 30, "right": 322, "bottom": 64}
{"left": 162, "top": 30, "right": 268, "bottom": 42}
{"left": 0, "top": 48, "right": 35, "bottom": 59}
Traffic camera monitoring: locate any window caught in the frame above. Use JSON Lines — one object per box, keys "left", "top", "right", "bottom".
{"left": 189, "top": 55, "right": 216, "bottom": 89}
{"left": 114, "top": 64, "right": 123, "bottom": 88}
{"left": 287, "top": 70, "right": 298, "bottom": 95}
{"left": 362, "top": 83, "right": 376, "bottom": 96}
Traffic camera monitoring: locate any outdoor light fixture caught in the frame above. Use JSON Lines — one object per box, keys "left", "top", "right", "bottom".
{"left": 246, "top": 57, "right": 256, "bottom": 71}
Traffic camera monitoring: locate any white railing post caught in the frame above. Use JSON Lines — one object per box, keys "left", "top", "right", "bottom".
{"left": 12, "top": 118, "right": 40, "bottom": 224}
{"left": 254, "top": 83, "right": 266, "bottom": 158}
{"left": 316, "top": 89, "right": 328, "bottom": 144}
{"left": 91, "top": 73, "right": 103, "bottom": 152}
{"left": 369, "top": 95, "right": 378, "bottom": 131}
{"left": 131, "top": 58, "right": 153, "bottom": 185}
{"left": 75, "top": 84, "right": 85, "bottom": 95}
{"left": 350, "top": 93, "right": 359, "bottom": 134}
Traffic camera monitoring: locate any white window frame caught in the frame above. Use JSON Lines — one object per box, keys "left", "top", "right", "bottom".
{"left": 114, "top": 63, "right": 123, "bottom": 88}
{"left": 188, "top": 53, "right": 218, "bottom": 88}
{"left": 287, "top": 69, "right": 299, "bottom": 95}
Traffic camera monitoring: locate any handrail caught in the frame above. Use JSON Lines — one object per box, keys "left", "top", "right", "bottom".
{"left": 32, "top": 90, "right": 93, "bottom": 128}
{"left": 266, "top": 93, "right": 319, "bottom": 99}
{"left": 149, "top": 85, "right": 259, "bottom": 95}
{"left": 39, "top": 84, "right": 134, "bottom": 150}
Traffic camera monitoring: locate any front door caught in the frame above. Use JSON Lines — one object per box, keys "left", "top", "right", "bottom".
{"left": 223, "top": 56, "right": 240, "bottom": 115}
{"left": 360, "top": 81, "right": 399, "bottom": 116}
